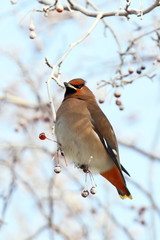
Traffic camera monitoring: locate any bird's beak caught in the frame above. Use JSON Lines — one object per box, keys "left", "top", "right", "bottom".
{"left": 64, "top": 82, "right": 77, "bottom": 90}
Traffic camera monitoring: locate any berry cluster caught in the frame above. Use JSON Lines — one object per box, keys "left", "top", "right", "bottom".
{"left": 114, "top": 90, "right": 124, "bottom": 111}
{"left": 29, "top": 21, "right": 36, "bottom": 40}
{"left": 39, "top": 132, "right": 64, "bottom": 173}
{"left": 128, "top": 65, "right": 146, "bottom": 75}
{"left": 39, "top": 132, "right": 97, "bottom": 198}
{"left": 81, "top": 186, "right": 97, "bottom": 198}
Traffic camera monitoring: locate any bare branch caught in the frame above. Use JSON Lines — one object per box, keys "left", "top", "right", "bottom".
{"left": 46, "top": 12, "right": 103, "bottom": 134}
{"left": 119, "top": 140, "right": 160, "bottom": 161}
{"left": 67, "top": 0, "right": 160, "bottom": 18}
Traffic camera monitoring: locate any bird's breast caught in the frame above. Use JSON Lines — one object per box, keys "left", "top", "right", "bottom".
{"left": 55, "top": 110, "right": 114, "bottom": 173}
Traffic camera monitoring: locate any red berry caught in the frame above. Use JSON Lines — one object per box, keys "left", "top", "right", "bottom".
{"left": 39, "top": 132, "right": 46, "bottom": 140}
{"left": 56, "top": 3, "right": 64, "bottom": 12}
{"left": 56, "top": 8, "right": 63, "bottom": 13}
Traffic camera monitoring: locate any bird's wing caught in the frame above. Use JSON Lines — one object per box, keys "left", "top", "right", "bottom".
{"left": 87, "top": 101, "right": 130, "bottom": 178}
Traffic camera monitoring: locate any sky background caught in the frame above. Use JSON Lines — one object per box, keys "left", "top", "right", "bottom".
{"left": 0, "top": 1, "right": 160, "bottom": 240}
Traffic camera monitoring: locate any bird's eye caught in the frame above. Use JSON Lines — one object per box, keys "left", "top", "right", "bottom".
{"left": 71, "top": 84, "right": 84, "bottom": 89}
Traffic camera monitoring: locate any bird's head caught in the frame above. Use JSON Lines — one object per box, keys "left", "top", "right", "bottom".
{"left": 64, "top": 78, "right": 95, "bottom": 100}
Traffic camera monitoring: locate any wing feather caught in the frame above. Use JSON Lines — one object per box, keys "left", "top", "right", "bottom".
{"left": 87, "top": 101, "right": 130, "bottom": 180}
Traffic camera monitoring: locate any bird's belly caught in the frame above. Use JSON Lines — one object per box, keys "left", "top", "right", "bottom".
{"left": 55, "top": 119, "right": 114, "bottom": 173}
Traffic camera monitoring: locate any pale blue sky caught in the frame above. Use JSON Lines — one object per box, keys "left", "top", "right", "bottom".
{"left": 0, "top": 1, "right": 160, "bottom": 240}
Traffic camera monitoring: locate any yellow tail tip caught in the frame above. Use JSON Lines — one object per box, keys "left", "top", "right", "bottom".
{"left": 128, "top": 194, "right": 133, "bottom": 200}
{"left": 119, "top": 194, "right": 133, "bottom": 200}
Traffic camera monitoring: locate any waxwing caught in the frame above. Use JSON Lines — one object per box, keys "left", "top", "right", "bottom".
{"left": 55, "top": 78, "right": 132, "bottom": 199}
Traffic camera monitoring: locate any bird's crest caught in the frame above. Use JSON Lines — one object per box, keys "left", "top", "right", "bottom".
{"left": 69, "top": 78, "right": 86, "bottom": 87}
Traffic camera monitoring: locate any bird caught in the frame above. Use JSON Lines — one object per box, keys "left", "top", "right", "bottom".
{"left": 55, "top": 78, "right": 132, "bottom": 199}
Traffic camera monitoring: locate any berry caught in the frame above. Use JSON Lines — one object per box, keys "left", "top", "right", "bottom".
{"left": 56, "top": 3, "right": 64, "bottom": 13}
{"left": 128, "top": 67, "right": 134, "bottom": 74}
{"left": 99, "top": 99, "right": 104, "bottom": 104}
{"left": 141, "top": 65, "right": 146, "bottom": 70}
{"left": 119, "top": 105, "right": 124, "bottom": 111}
{"left": 54, "top": 165, "right": 61, "bottom": 174}
{"left": 114, "top": 90, "right": 121, "bottom": 98}
{"left": 81, "top": 190, "right": 89, "bottom": 198}
{"left": 90, "top": 187, "right": 97, "bottom": 195}
{"left": 136, "top": 68, "right": 141, "bottom": 74}
{"left": 115, "top": 100, "right": 121, "bottom": 106}
{"left": 10, "top": 0, "right": 17, "bottom": 4}
{"left": 29, "top": 31, "right": 36, "bottom": 39}
{"left": 29, "top": 22, "right": 35, "bottom": 31}
{"left": 43, "top": 117, "right": 50, "bottom": 122}
{"left": 39, "top": 132, "right": 46, "bottom": 140}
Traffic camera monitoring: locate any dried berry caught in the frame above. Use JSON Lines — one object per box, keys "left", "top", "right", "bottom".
{"left": 10, "top": 0, "right": 17, "bottom": 4}
{"left": 141, "top": 65, "right": 146, "bottom": 70}
{"left": 128, "top": 67, "right": 134, "bottom": 74}
{"left": 99, "top": 99, "right": 104, "bottom": 104}
{"left": 136, "top": 68, "right": 141, "bottom": 74}
{"left": 43, "top": 117, "right": 50, "bottom": 122}
{"left": 54, "top": 165, "right": 61, "bottom": 174}
{"left": 115, "top": 100, "right": 121, "bottom": 106}
{"left": 119, "top": 105, "right": 124, "bottom": 111}
{"left": 29, "top": 22, "right": 35, "bottom": 31}
{"left": 81, "top": 190, "right": 89, "bottom": 198}
{"left": 114, "top": 90, "right": 121, "bottom": 98}
{"left": 29, "top": 31, "right": 36, "bottom": 39}
{"left": 90, "top": 187, "right": 97, "bottom": 195}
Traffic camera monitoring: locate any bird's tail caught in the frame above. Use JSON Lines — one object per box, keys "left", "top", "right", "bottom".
{"left": 117, "top": 188, "right": 132, "bottom": 200}
{"left": 101, "top": 166, "right": 132, "bottom": 200}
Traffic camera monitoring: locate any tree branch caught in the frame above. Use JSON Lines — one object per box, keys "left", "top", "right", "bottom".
{"left": 46, "top": 12, "right": 103, "bottom": 134}
{"left": 67, "top": 0, "right": 160, "bottom": 18}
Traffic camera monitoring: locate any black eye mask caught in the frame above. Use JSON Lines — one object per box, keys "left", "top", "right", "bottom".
{"left": 71, "top": 84, "right": 84, "bottom": 89}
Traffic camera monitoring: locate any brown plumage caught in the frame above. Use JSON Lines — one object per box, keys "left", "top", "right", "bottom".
{"left": 55, "top": 78, "right": 132, "bottom": 199}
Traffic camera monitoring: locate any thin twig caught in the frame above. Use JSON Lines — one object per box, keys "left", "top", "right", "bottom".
{"left": 86, "top": 0, "right": 124, "bottom": 76}
{"left": 67, "top": 0, "right": 160, "bottom": 18}
{"left": 98, "top": 62, "right": 160, "bottom": 88}
{"left": 46, "top": 12, "right": 103, "bottom": 134}
{"left": 118, "top": 140, "right": 160, "bottom": 161}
